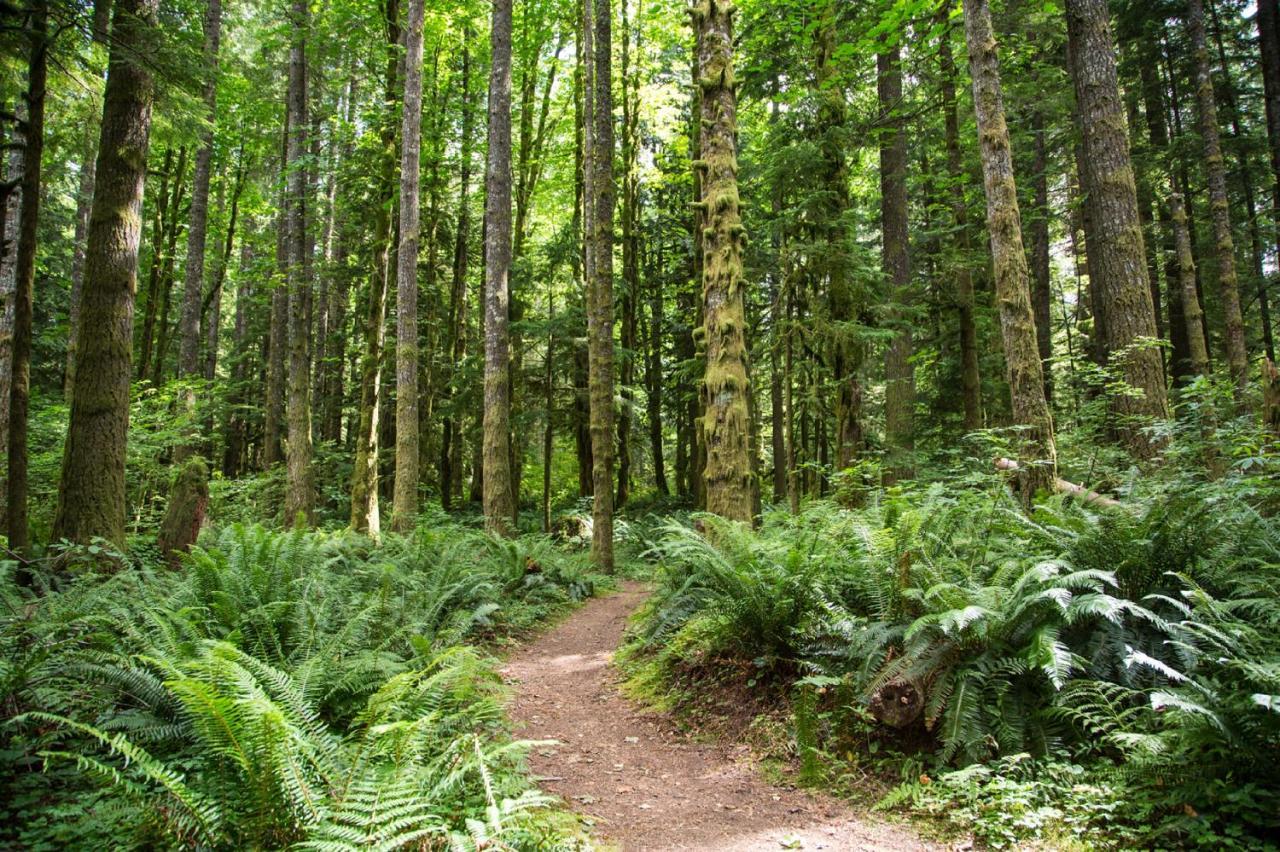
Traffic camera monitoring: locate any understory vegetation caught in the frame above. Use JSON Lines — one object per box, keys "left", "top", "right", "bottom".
{"left": 623, "top": 392, "right": 1280, "bottom": 850}
{"left": 0, "top": 520, "right": 602, "bottom": 850}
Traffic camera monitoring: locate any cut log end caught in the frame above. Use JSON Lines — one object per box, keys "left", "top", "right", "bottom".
{"left": 868, "top": 679, "right": 923, "bottom": 728}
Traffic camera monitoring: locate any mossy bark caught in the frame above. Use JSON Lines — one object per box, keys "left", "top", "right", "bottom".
{"left": 964, "top": 0, "right": 1057, "bottom": 503}
{"left": 54, "top": 0, "right": 159, "bottom": 546}
{"left": 1066, "top": 0, "right": 1169, "bottom": 454}
{"left": 1169, "top": 191, "right": 1210, "bottom": 378}
{"left": 392, "top": 0, "right": 426, "bottom": 533}
{"left": 283, "top": 0, "right": 314, "bottom": 527}
{"left": 694, "top": 0, "right": 753, "bottom": 524}
{"left": 482, "top": 0, "right": 515, "bottom": 536}
{"left": 350, "top": 0, "right": 399, "bottom": 535}
{"left": 878, "top": 45, "right": 914, "bottom": 483}
{"left": 1187, "top": 0, "right": 1248, "bottom": 398}
{"left": 812, "top": 4, "right": 864, "bottom": 471}
{"left": 583, "top": 0, "right": 616, "bottom": 568}
{"left": 939, "top": 17, "right": 983, "bottom": 432}
{"left": 175, "top": 0, "right": 222, "bottom": 462}
{"left": 158, "top": 458, "right": 209, "bottom": 565}
{"left": 440, "top": 41, "right": 473, "bottom": 511}
{"left": 8, "top": 2, "right": 46, "bottom": 553}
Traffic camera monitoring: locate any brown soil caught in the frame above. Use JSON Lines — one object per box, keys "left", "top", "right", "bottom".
{"left": 501, "top": 581, "right": 937, "bottom": 851}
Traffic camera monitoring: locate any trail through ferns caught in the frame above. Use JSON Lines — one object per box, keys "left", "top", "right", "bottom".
{"left": 502, "top": 581, "right": 932, "bottom": 851}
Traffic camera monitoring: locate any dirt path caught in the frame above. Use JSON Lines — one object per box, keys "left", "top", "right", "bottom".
{"left": 501, "top": 582, "right": 935, "bottom": 851}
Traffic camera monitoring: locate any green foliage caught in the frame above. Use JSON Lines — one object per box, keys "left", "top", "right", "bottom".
{"left": 627, "top": 443, "right": 1280, "bottom": 847}
{"left": 0, "top": 523, "right": 599, "bottom": 849}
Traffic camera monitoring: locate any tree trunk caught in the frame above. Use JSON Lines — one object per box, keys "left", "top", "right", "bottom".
{"left": 1260, "top": 0, "right": 1280, "bottom": 363}
{"left": 815, "top": 5, "right": 863, "bottom": 470}
{"left": 694, "top": 0, "right": 752, "bottom": 524}
{"left": 1138, "top": 54, "right": 1192, "bottom": 384}
{"left": 136, "top": 147, "right": 172, "bottom": 382}
{"left": 1169, "top": 190, "right": 1211, "bottom": 379}
{"left": 939, "top": 18, "right": 982, "bottom": 431}
{"left": 584, "top": 0, "right": 616, "bottom": 566}
{"left": 0, "top": 123, "right": 19, "bottom": 530}
{"left": 441, "top": 40, "right": 473, "bottom": 510}
{"left": 283, "top": 0, "right": 314, "bottom": 525}
{"left": 879, "top": 45, "right": 914, "bottom": 482}
{"left": 482, "top": 0, "right": 515, "bottom": 535}
{"left": 1066, "top": 0, "right": 1169, "bottom": 453}
{"left": 54, "top": 0, "right": 159, "bottom": 546}
{"left": 391, "top": 0, "right": 426, "bottom": 532}
{"left": 222, "top": 224, "right": 253, "bottom": 476}
{"left": 351, "top": 0, "right": 400, "bottom": 534}
{"left": 150, "top": 146, "right": 189, "bottom": 387}
{"left": 1031, "top": 109, "right": 1054, "bottom": 402}
{"left": 649, "top": 236, "right": 669, "bottom": 496}
{"left": 616, "top": 7, "right": 639, "bottom": 509}
{"left": 7, "top": 1, "right": 46, "bottom": 554}
{"left": 65, "top": 128, "right": 97, "bottom": 401}
{"left": 175, "top": 0, "right": 222, "bottom": 459}
{"left": 964, "top": 0, "right": 1057, "bottom": 503}
{"left": 1186, "top": 0, "right": 1248, "bottom": 396}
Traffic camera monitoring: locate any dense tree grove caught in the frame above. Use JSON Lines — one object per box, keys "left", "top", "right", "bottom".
{"left": 2, "top": 0, "right": 1280, "bottom": 847}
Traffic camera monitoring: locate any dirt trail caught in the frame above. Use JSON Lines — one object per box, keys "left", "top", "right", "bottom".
{"left": 501, "top": 582, "right": 935, "bottom": 851}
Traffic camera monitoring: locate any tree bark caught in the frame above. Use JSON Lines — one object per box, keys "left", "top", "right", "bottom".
{"left": 939, "top": 18, "right": 982, "bottom": 431}
{"left": 617, "top": 5, "right": 640, "bottom": 508}
{"left": 65, "top": 128, "right": 97, "bottom": 401}
{"left": 441, "top": 40, "right": 473, "bottom": 510}
{"left": 1066, "top": 0, "right": 1169, "bottom": 454}
{"left": 1186, "top": 0, "right": 1248, "bottom": 397}
{"left": 7, "top": 0, "right": 46, "bottom": 554}
{"left": 350, "top": 0, "right": 399, "bottom": 534}
{"left": 150, "top": 146, "right": 189, "bottom": 387}
{"left": 1260, "top": 0, "right": 1280, "bottom": 363}
{"left": 584, "top": 0, "right": 616, "bottom": 565}
{"left": 694, "top": 0, "right": 752, "bottom": 524}
{"left": 1031, "top": 109, "right": 1054, "bottom": 402}
{"left": 283, "top": 0, "right": 314, "bottom": 525}
{"left": 391, "top": 0, "right": 426, "bottom": 532}
{"left": 964, "top": 0, "right": 1057, "bottom": 503}
{"left": 54, "top": 0, "right": 159, "bottom": 546}
{"left": 1169, "top": 189, "right": 1210, "bottom": 378}
{"left": 482, "top": 0, "right": 515, "bottom": 535}
{"left": 879, "top": 45, "right": 914, "bottom": 482}
{"left": 175, "top": 0, "right": 222, "bottom": 459}
{"left": 0, "top": 122, "right": 19, "bottom": 530}
{"left": 649, "top": 235, "right": 669, "bottom": 496}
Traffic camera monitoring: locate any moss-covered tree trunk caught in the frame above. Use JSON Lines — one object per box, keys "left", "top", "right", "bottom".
{"left": 283, "top": 0, "right": 314, "bottom": 526}
{"left": 1066, "top": 0, "right": 1169, "bottom": 453}
{"left": 1031, "top": 110, "right": 1054, "bottom": 403}
{"left": 7, "top": 0, "right": 46, "bottom": 554}
{"left": 939, "top": 18, "right": 982, "bottom": 432}
{"left": 584, "top": 0, "right": 616, "bottom": 568}
{"left": 1186, "top": 0, "right": 1248, "bottom": 397}
{"left": 441, "top": 41, "right": 473, "bottom": 511}
{"left": 175, "top": 0, "right": 222, "bottom": 459}
{"left": 694, "top": 0, "right": 752, "bottom": 524}
{"left": 53, "top": 0, "right": 159, "bottom": 546}
{"left": 964, "top": 0, "right": 1057, "bottom": 502}
{"left": 391, "top": 0, "right": 426, "bottom": 532}
{"left": 64, "top": 127, "right": 97, "bottom": 402}
{"left": 482, "top": 0, "right": 516, "bottom": 536}
{"left": 813, "top": 3, "right": 862, "bottom": 471}
{"left": 1260, "top": 0, "right": 1280, "bottom": 360}
{"left": 350, "top": 0, "right": 399, "bottom": 534}
{"left": 878, "top": 44, "right": 914, "bottom": 482}
{"left": 1169, "top": 190, "right": 1210, "bottom": 378}
{"left": 1138, "top": 54, "right": 1192, "bottom": 384}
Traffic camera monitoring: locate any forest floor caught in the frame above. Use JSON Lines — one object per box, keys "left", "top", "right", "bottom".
{"left": 501, "top": 581, "right": 936, "bottom": 851}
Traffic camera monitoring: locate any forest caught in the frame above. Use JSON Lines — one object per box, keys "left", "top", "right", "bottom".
{"left": 1, "top": 0, "right": 1279, "bottom": 847}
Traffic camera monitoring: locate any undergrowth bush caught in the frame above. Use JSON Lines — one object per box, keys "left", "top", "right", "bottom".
{"left": 625, "top": 446, "right": 1280, "bottom": 848}
{"left": 0, "top": 522, "right": 599, "bottom": 850}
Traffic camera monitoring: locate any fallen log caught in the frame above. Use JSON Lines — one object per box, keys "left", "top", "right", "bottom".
{"left": 994, "top": 458, "right": 1122, "bottom": 509}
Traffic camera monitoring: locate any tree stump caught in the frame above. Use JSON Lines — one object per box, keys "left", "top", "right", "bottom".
{"left": 158, "top": 458, "right": 209, "bottom": 565}
{"left": 868, "top": 678, "right": 923, "bottom": 728}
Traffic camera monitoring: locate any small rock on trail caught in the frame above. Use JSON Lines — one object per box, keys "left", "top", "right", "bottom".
{"left": 501, "top": 581, "right": 936, "bottom": 851}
